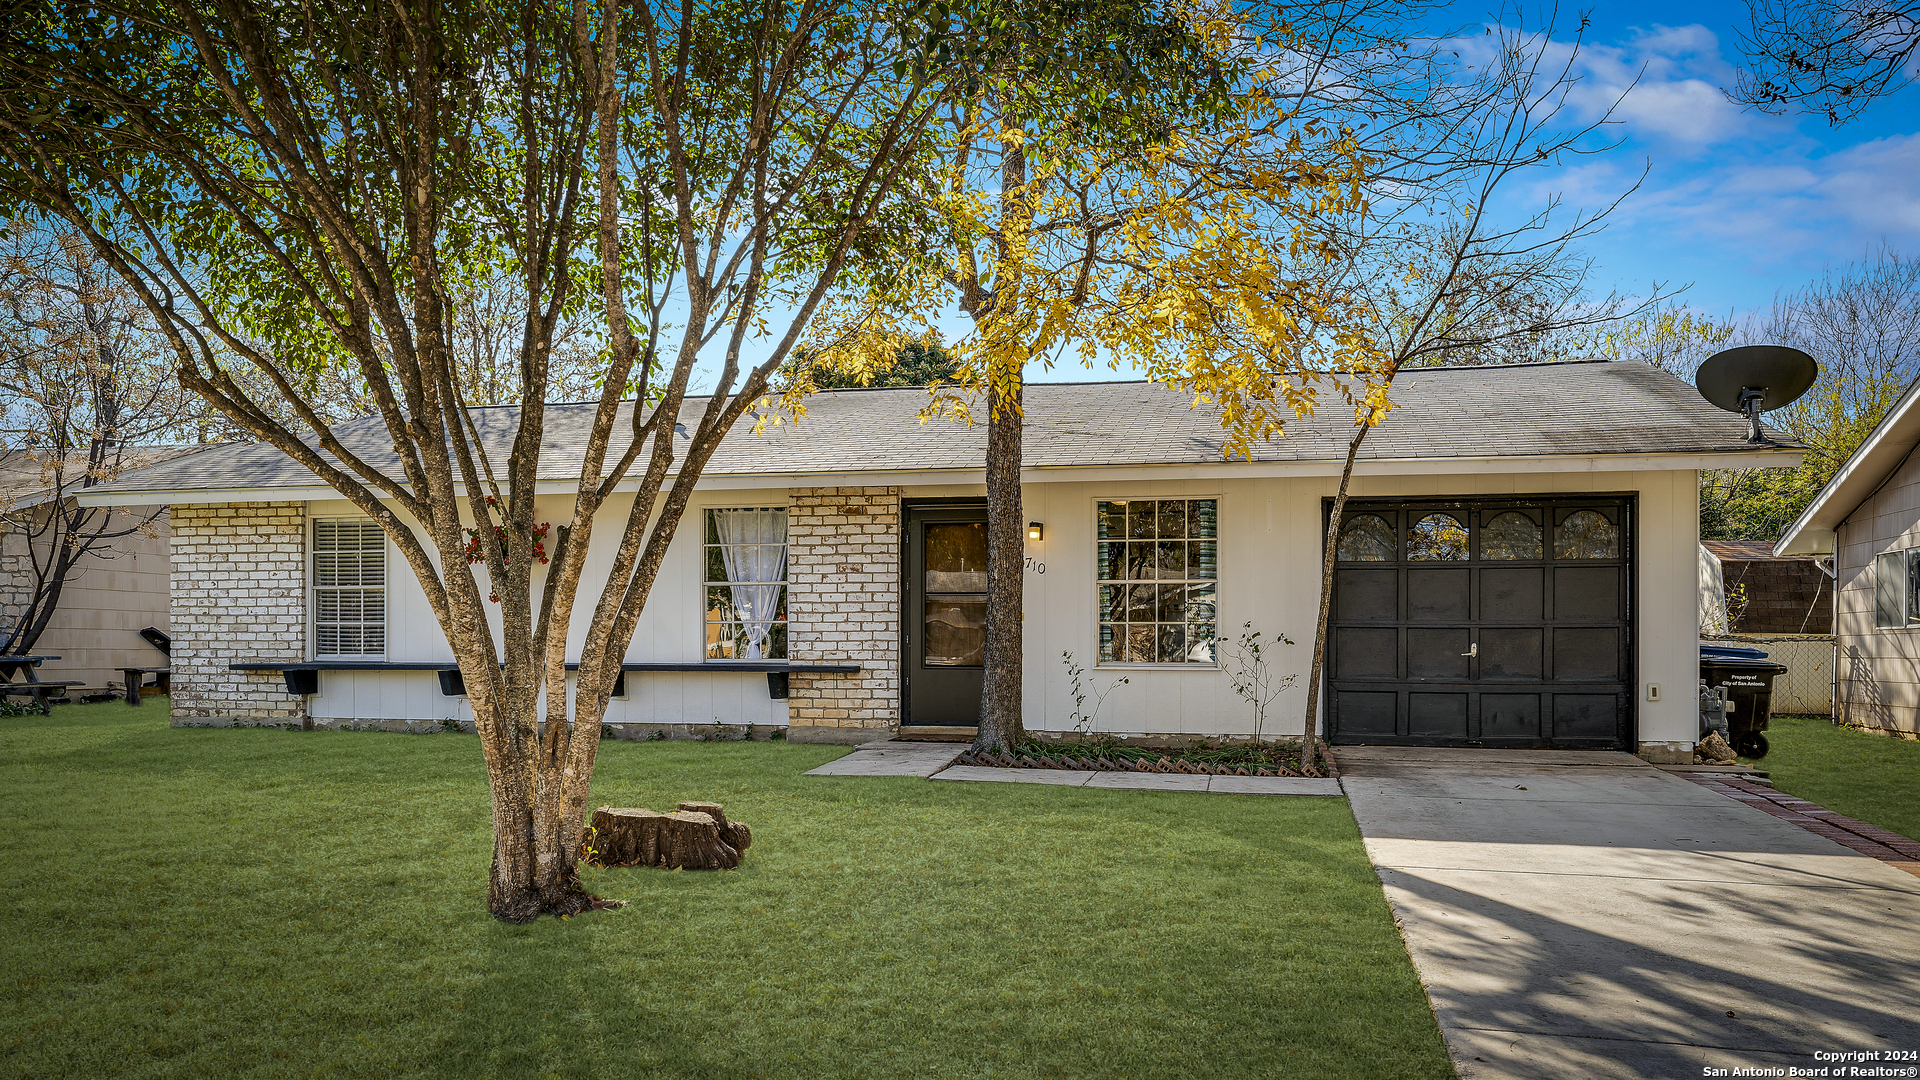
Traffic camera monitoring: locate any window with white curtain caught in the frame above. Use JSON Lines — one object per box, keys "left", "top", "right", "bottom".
{"left": 313, "top": 518, "right": 387, "bottom": 657}
{"left": 704, "top": 508, "right": 788, "bottom": 660}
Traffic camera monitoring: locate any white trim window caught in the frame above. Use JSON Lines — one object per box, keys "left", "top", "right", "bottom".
{"left": 313, "top": 518, "right": 387, "bottom": 658}
{"left": 1873, "top": 548, "right": 1920, "bottom": 629}
{"left": 1096, "top": 498, "right": 1218, "bottom": 664}
{"left": 704, "top": 507, "right": 788, "bottom": 660}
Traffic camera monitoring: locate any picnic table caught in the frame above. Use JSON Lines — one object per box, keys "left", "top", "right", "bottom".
{"left": 0, "top": 655, "right": 82, "bottom": 715}
{"left": 119, "top": 666, "right": 171, "bottom": 706}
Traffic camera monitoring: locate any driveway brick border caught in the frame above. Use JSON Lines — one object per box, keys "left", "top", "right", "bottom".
{"left": 1684, "top": 775, "right": 1920, "bottom": 877}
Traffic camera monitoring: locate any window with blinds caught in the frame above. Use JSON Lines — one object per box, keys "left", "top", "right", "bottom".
{"left": 313, "top": 519, "right": 387, "bottom": 657}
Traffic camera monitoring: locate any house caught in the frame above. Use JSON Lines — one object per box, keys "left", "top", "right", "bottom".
{"left": 0, "top": 449, "right": 190, "bottom": 691}
{"left": 80, "top": 360, "right": 1798, "bottom": 760}
{"left": 1776, "top": 375, "right": 1920, "bottom": 737}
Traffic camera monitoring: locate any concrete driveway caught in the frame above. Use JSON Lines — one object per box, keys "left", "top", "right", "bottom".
{"left": 1339, "top": 747, "right": 1920, "bottom": 1080}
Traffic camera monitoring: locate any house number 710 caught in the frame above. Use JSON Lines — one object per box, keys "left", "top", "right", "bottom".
{"left": 1024, "top": 557, "right": 1046, "bottom": 574}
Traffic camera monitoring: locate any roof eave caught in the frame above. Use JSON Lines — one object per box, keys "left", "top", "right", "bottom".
{"left": 1776, "top": 377, "right": 1920, "bottom": 556}
{"left": 74, "top": 446, "right": 1804, "bottom": 507}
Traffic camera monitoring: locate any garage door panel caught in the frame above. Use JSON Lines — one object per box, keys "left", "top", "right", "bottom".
{"left": 1407, "top": 569, "right": 1469, "bottom": 620}
{"left": 1480, "top": 567, "right": 1544, "bottom": 620}
{"left": 1335, "top": 570, "right": 1398, "bottom": 621}
{"left": 1407, "top": 628, "right": 1470, "bottom": 679}
{"left": 1481, "top": 694, "right": 1542, "bottom": 739}
{"left": 1553, "top": 627, "right": 1620, "bottom": 681}
{"left": 1409, "top": 693, "right": 1469, "bottom": 737}
{"left": 1552, "top": 694, "right": 1620, "bottom": 740}
{"left": 1554, "top": 566, "right": 1621, "bottom": 620}
{"left": 1480, "top": 628, "right": 1543, "bottom": 679}
{"left": 1334, "top": 628, "right": 1398, "bottom": 678}
{"left": 1338, "top": 692, "right": 1398, "bottom": 735}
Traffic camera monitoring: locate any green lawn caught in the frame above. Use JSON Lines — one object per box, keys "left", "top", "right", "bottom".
{"left": 0, "top": 701, "right": 1450, "bottom": 1080}
{"left": 1749, "top": 715, "right": 1920, "bottom": 844}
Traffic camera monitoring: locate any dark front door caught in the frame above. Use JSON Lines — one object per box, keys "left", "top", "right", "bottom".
{"left": 904, "top": 502, "right": 988, "bottom": 727}
{"left": 1326, "top": 496, "right": 1633, "bottom": 750}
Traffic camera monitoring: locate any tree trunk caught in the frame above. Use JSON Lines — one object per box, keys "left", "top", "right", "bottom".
{"left": 1301, "top": 420, "right": 1375, "bottom": 774}
{"left": 975, "top": 374, "right": 1026, "bottom": 752}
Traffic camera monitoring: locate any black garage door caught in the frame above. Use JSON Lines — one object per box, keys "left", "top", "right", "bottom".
{"left": 1326, "top": 496, "right": 1634, "bottom": 749}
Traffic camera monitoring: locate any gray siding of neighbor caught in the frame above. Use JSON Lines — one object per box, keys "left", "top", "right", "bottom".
{"left": 1836, "top": 443, "right": 1920, "bottom": 737}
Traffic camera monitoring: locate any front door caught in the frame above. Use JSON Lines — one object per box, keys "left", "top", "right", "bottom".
{"left": 1326, "top": 496, "right": 1634, "bottom": 749}
{"left": 904, "top": 502, "right": 989, "bottom": 727}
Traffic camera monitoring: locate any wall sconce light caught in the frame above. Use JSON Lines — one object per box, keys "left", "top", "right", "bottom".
{"left": 1027, "top": 522, "right": 1044, "bottom": 542}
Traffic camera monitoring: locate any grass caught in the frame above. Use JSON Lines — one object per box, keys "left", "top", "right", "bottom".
{"left": 1746, "top": 715, "right": 1920, "bottom": 844}
{"left": 0, "top": 700, "right": 1450, "bottom": 1080}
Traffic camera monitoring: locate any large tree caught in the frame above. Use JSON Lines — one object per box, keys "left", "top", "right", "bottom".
{"left": 0, "top": 0, "right": 994, "bottom": 919}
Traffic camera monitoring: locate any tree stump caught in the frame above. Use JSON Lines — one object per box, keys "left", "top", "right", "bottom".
{"left": 677, "top": 802, "right": 752, "bottom": 853}
{"left": 587, "top": 806, "right": 742, "bottom": 870}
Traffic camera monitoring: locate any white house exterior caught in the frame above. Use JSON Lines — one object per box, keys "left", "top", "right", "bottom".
{"left": 82, "top": 361, "right": 1798, "bottom": 760}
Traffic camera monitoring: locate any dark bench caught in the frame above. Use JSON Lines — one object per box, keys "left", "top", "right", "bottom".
{"left": 120, "top": 667, "right": 172, "bottom": 706}
{"left": 0, "top": 681, "right": 85, "bottom": 714}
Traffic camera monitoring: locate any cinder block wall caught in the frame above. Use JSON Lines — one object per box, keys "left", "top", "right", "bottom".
{"left": 785, "top": 487, "right": 900, "bottom": 743}
{"left": 170, "top": 502, "right": 308, "bottom": 726}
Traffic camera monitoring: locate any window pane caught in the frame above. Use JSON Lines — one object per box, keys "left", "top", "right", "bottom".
{"left": 1337, "top": 514, "right": 1395, "bottom": 562}
{"left": 1126, "top": 502, "right": 1156, "bottom": 539}
{"left": 925, "top": 598, "right": 986, "bottom": 666}
{"left": 1098, "top": 624, "right": 1120, "bottom": 663}
{"left": 1098, "top": 542, "right": 1126, "bottom": 581}
{"left": 1158, "top": 625, "right": 1187, "bottom": 664}
{"left": 1408, "top": 513, "right": 1469, "bottom": 561}
{"left": 1156, "top": 500, "right": 1185, "bottom": 541}
{"left": 1127, "top": 541, "right": 1156, "bottom": 580}
{"left": 1097, "top": 502, "right": 1125, "bottom": 540}
{"left": 1481, "top": 511, "right": 1542, "bottom": 560}
{"left": 1188, "top": 540, "right": 1217, "bottom": 580}
{"left": 1877, "top": 551, "right": 1904, "bottom": 628}
{"left": 1156, "top": 540, "right": 1186, "bottom": 578}
{"left": 1184, "top": 582, "right": 1217, "bottom": 624}
{"left": 1555, "top": 510, "right": 1620, "bottom": 559}
{"left": 1100, "top": 585, "right": 1126, "bottom": 622}
{"left": 1155, "top": 584, "right": 1182, "bottom": 622}
{"left": 1124, "top": 624, "right": 1156, "bottom": 663}
{"left": 1127, "top": 583, "right": 1157, "bottom": 622}
{"left": 1192, "top": 500, "right": 1217, "bottom": 538}
{"left": 925, "top": 522, "right": 988, "bottom": 592}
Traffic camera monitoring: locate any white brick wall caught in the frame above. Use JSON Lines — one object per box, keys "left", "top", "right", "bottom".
{"left": 786, "top": 487, "right": 900, "bottom": 737}
{"left": 170, "top": 502, "right": 307, "bottom": 725}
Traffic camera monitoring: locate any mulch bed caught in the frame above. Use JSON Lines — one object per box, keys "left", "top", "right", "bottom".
{"left": 1685, "top": 775, "right": 1920, "bottom": 878}
{"left": 956, "top": 741, "right": 1337, "bottom": 779}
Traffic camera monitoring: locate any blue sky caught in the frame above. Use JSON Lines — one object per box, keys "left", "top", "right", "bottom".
{"left": 1475, "top": 1, "right": 1918, "bottom": 319}
{"left": 698, "top": 3, "right": 1916, "bottom": 390}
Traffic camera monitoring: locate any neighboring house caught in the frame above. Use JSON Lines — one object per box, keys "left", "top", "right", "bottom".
{"left": 0, "top": 449, "right": 197, "bottom": 690}
{"left": 79, "top": 361, "right": 1797, "bottom": 760}
{"left": 1701, "top": 540, "right": 1833, "bottom": 635}
{"left": 1778, "top": 376, "right": 1920, "bottom": 737}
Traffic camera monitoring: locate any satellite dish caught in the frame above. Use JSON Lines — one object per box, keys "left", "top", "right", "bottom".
{"left": 1695, "top": 345, "right": 1818, "bottom": 444}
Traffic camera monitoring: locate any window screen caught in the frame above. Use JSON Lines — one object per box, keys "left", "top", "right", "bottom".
{"left": 1875, "top": 550, "right": 1905, "bottom": 629}
{"left": 314, "top": 519, "right": 387, "bottom": 657}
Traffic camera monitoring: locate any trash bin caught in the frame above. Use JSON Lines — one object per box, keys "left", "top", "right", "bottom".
{"left": 1699, "top": 645, "right": 1789, "bottom": 759}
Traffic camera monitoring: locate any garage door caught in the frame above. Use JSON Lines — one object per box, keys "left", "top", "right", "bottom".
{"left": 1326, "top": 496, "right": 1633, "bottom": 749}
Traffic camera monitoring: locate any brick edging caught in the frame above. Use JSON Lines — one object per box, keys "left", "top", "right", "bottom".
{"left": 1684, "top": 775, "right": 1920, "bottom": 878}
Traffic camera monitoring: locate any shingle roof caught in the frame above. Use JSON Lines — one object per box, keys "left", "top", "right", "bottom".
{"left": 1, "top": 446, "right": 209, "bottom": 508}
{"left": 1704, "top": 540, "right": 1814, "bottom": 562}
{"left": 83, "top": 361, "right": 1797, "bottom": 499}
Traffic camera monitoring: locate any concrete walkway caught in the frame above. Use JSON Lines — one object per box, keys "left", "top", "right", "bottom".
{"left": 803, "top": 740, "right": 961, "bottom": 778}
{"left": 1339, "top": 747, "right": 1920, "bottom": 1079}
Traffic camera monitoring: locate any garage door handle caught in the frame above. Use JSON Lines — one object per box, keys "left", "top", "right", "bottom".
{"left": 1461, "top": 643, "right": 1477, "bottom": 657}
